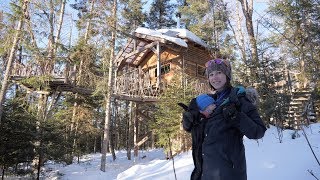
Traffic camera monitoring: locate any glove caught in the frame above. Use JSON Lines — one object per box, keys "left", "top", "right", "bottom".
{"left": 182, "top": 111, "right": 195, "bottom": 132}
{"left": 183, "top": 111, "right": 193, "bottom": 123}
{"left": 228, "top": 87, "right": 242, "bottom": 110}
{"left": 178, "top": 102, "right": 189, "bottom": 111}
{"left": 181, "top": 99, "right": 201, "bottom": 132}
{"left": 223, "top": 87, "right": 242, "bottom": 122}
{"left": 223, "top": 104, "right": 239, "bottom": 121}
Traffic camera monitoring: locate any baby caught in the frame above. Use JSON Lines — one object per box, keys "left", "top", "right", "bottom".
{"left": 195, "top": 87, "right": 258, "bottom": 118}
{"left": 196, "top": 94, "right": 216, "bottom": 118}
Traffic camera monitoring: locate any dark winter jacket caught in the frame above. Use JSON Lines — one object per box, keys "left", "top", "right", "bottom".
{"left": 183, "top": 87, "right": 266, "bottom": 180}
{"left": 183, "top": 98, "right": 207, "bottom": 180}
{"left": 201, "top": 87, "right": 266, "bottom": 180}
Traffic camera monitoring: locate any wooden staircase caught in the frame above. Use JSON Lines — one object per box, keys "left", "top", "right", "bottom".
{"left": 285, "top": 88, "right": 319, "bottom": 129}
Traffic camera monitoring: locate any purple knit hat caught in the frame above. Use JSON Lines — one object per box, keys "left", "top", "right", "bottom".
{"left": 205, "top": 58, "right": 232, "bottom": 80}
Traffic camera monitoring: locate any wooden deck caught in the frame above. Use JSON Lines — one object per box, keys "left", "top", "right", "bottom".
{"left": 10, "top": 62, "right": 209, "bottom": 101}
{"left": 10, "top": 62, "right": 92, "bottom": 95}
{"left": 11, "top": 76, "right": 93, "bottom": 95}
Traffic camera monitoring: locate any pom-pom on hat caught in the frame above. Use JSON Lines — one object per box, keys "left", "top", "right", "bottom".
{"left": 196, "top": 94, "right": 215, "bottom": 111}
{"left": 205, "top": 58, "right": 232, "bottom": 80}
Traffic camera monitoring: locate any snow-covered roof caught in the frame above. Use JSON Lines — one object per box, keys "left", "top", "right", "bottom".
{"left": 135, "top": 27, "right": 208, "bottom": 49}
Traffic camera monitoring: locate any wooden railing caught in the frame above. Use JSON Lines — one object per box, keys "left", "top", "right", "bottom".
{"left": 11, "top": 62, "right": 210, "bottom": 100}
{"left": 114, "top": 69, "right": 160, "bottom": 100}
{"left": 114, "top": 68, "right": 210, "bottom": 101}
{"left": 11, "top": 62, "right": 44, "bottom": 77}
{"left": 11, "top": 62, "right": 77, "bottom": 82}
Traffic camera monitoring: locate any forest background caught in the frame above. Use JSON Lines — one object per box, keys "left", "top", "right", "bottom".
{"left": 0, "top": 0, "right": 319, "bottom": 179}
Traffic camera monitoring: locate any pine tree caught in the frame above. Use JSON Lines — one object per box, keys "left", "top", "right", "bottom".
{"left": 119, "top": 0, "right": 146, "bottom": 33}
{"left": 179, "top": 0, "right": 229, "bottom": 55}
{"left": 146, "top": 0, "right": 177, "bottom": 29}
{"left": 269, "top": 0, "right": 320, "bottom": 87}
{"left": 0, "top": 94, "right": 37, "bottom": 177}
{"left": 152, "top": 72, "right": 200, "bottom": 154}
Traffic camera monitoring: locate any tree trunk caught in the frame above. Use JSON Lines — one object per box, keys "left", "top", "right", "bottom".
{"left": 84, "top": 0, "right": 95, "bottom": 42}
{"left": 36, "top": 147, "right": 42, "bottom": 180}
{"left": 0, "top": 0, "right": 29, "bottom": 124}
{"left": 70, "top": 101, "right": 78, "bottom": 157}
{"left": 1, "top": 166, "right": 5, "bottom": 180}
{"left": 93, "top": 137, "right": 97, "bottom": 153}
{"left": 179, "top": 123, "right": 184, "bottom": 152}
{"left": 238, "top": 0, "right": 259, "bottom": 82}
{"left": 46, "top": 91, "right": 61, "bottom": 119}
{"left": 54, "top": 0, "right": 66, "bottom": 54}
{"left": 151, "top": 131, "right": 155, "bottom": 149}
{"left": 35, "top": 93, "right": 48, "bottom": 180}
{"left": 236, "top": 2, "right": 247, "bottom": 65}
{"left": 100, "top": 0, "right": 117, "bottom": 172}
{"left": 72, "top": 108, "right": 80, "bottom": 157}
{"left": 70, "top": 0, "right": 95, "bottom": 157}
{"left": 110, "top": 100, "right": 116, "bottom": 161}
{"left": 230, "top": 2, "right": 250, "bottom": 83}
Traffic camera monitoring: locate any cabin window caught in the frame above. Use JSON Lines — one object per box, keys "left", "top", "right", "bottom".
{"left": 197, "top": 65, "right": 206, "bottom": 77}
{"left": 155, "top": 64, "right": 171, "bottom": 77}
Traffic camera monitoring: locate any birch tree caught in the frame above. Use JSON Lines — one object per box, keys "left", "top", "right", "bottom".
{"left": 238, "top": 0, "right": 260, "bottom": 82}
{"left": 0, "top": 0, "right": 29, "bottom": 124}
{"left": 101, "top": 0, "right": 117, "bottom": 172}
{"left": 226, "top": 2, "right": 250, "bottom": 84}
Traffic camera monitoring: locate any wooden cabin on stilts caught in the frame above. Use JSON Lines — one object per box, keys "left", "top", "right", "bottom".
{"left": 114, "top": 27, "right": 213, "bottom": 157}
{"left": 9, "top": 27, "right": 214, "bottom": 164}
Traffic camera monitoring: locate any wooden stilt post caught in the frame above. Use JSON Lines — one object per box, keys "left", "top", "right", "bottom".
{"left": 156, "top": 42, "right": 161, "bottom": 88}
{"left": 134, "top": 102, "right": 138, "bottom": 157}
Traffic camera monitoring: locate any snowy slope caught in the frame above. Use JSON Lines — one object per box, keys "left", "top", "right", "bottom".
{"left": 45, "top": 123, "right": 320, "bottom": 180}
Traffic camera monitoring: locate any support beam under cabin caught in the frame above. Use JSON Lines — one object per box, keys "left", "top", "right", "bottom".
{"left": 134, "top": 102, "right": 138, "bottom": 157}
{"left": 156, "top": 42, "right": 161, "bottom": 88}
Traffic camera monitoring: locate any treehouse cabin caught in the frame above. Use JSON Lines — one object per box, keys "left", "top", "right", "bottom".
{"left": 114, "top": 27, "right": 213, "bottom": 156}
{"left": 115, "top": 27, "right": 212, "bottom": 102}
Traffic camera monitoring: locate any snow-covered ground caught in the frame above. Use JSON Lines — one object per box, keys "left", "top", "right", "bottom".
{"left": 45, "top": 123, "right": 320, "bottom": 180}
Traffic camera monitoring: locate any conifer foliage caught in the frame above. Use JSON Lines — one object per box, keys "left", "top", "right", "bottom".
{"left": 269, "top": 0, "right": 320, "bottom": 85}
{"left": 152, "top": 73, "right": 199, "bottom": 154}
{"left": 146, "top": 0, "right": 177, "bottom": 29}
{"left": 179, "top": 0, "right": 229, "bottom": 50}
{"left": 0, "top": 95, "right": 36, "bottom": 178}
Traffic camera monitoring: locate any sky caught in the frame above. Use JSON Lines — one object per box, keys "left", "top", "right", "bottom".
{"left": 0, "top": 0, "right": 272, "bottom": 47}
{"left": 41, "top": 123, "right": 320, "bottom": 180}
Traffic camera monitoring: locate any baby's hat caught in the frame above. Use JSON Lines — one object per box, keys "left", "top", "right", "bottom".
{"left": 196, "top": 94, "right": 215, "bottom": 111}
